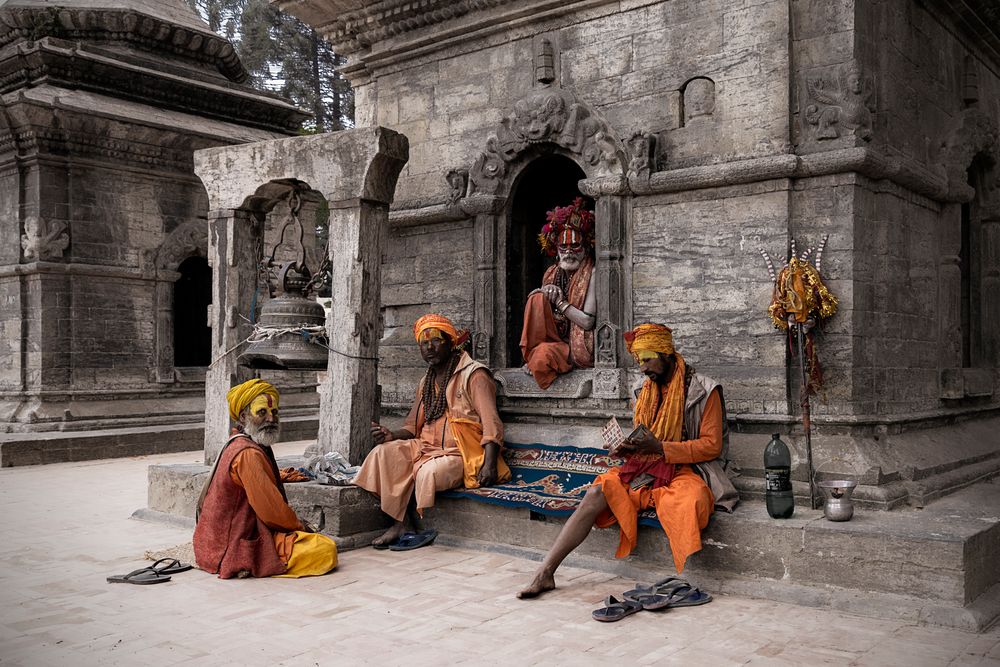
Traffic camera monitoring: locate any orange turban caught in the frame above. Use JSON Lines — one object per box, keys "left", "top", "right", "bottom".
{"left": 226, "top": 379, "right": 279, "bottom": 422}
{"left": 413, "top": 314, "right": 458, "bottom": 343}
{"left": 624, "top": 323, "right": 675, "bottom": 357}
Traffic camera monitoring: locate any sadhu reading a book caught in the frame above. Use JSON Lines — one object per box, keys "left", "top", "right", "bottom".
{"left": 518, "top": 323, "right": 738, "bottom": 599}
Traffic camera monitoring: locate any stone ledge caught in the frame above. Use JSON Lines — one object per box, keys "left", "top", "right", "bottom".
{"left": 0, "top": 416, "right": 318, "bottom": 467}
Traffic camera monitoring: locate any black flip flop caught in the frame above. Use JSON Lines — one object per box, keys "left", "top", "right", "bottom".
{"left": 150, "top": 558, "right": 192, "bottom": 575}
{"left": 592, "top": 595, "right": 643, "bottom": 622}
{"left": 107, "top": 567, "right": 172, "bottom": 585}
{"left": 638, "top": 582, "right": 713, "bottom": 610}
{"left": 388, "top": 529, "right": 438, "bottom": 551}
{"left": 372, "top": 538, "right": 400, "bottom": 550}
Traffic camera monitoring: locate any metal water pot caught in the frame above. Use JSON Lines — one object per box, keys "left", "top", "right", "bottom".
{"left": 818, "top": 480, "right": 858, "bottom": 521}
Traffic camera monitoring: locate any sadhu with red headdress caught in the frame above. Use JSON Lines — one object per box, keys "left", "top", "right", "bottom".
{"left": 354, "top": 314, "right": 511, "bottom": 549}
{"left": 518, "top": 324, "right": 738, "bottom": 600}
{"left": 520, "top": 197, "right": 597, "bottom": 389}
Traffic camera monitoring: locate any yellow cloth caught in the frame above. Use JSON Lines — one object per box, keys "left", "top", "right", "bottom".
{"left": 634, "top": 353, "right": 687, "bottom": 442}
{"left": 226, "top": 379, "right": 279, "bottom": 422}
{"left": 272, "top": 531, "right": 338, "bottom": 578}
{"left": 449, "top": 418, "right": 512, "bottom": 488}
{"left": 624, "top": 322, "right": 675, "bottom": 358}
{"left": 413, "top": 314, "right": 458, "bottom": 343}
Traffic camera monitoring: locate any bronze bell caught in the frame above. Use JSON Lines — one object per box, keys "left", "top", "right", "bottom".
{"left": 239, "top": 262, "right": 329, "bottom": 370}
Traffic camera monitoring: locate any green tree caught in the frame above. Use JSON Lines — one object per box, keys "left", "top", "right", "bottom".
{"left": 187, "top": 0, "right": 354, "bottom": 132}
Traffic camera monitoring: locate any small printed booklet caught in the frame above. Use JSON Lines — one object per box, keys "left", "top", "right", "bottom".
{"left": 602, "top": 417, "right": 650, "bottom": 456}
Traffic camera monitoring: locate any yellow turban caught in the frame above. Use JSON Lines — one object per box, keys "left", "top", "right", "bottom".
{"left": 624, "top": 323, "right": 675, "bottom": 357}
{"left": 226, "top": 379, "right": 279, "bottom": 422}
{"left": 413, "top": 314, "right": 458, "bottom": 343}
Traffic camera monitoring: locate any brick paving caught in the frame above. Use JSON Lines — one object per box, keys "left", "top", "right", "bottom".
{"left": 1, "top": 445, "right": 998, "bottom": 666}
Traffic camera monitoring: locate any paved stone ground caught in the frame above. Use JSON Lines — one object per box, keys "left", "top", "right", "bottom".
{"left": 1, "top": 444, "right": 998, "bottom": 666}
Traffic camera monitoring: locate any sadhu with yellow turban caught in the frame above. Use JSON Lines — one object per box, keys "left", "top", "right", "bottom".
{"left": 226, "top": 378, "right": 280, "bottom": 422}
{"left": 194, "top": 378, "right": 338, "bottom": 579}
{"left": 354, "top": 313, "right": 510, "bottom": 549}
{"left": 518, "top": 323, "right": 732, "bottom": 598}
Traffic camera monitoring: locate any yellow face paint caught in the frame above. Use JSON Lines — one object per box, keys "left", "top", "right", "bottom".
{"left": 248, "top": 393, "right": 278, "bottom": 418}
{"left": 635, "top": 350, "right": 660, "bottom": 363}
{"left": 419, "top": 327, "right": 446, "bottom": 343}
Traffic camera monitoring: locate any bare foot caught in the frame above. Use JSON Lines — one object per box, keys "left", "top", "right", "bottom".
{"left": 372, "top": 523, "right": 406, "bottom": 547}
{"left": 517, "top": 570, "right": 555, "bottom": 599}
{"left": 521, "top": 363, "right": 533, "bottom": 377}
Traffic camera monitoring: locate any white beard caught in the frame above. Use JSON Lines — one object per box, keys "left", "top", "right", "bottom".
{"left": 244, "top": 420, "right": 280, "bottom": 446}
{"left": 558, "top": 255, "right": 583, "bottom": 272}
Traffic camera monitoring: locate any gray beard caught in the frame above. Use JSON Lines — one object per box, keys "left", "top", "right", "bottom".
{"left": 244, "top": 420, "right": 280, "bottom": 446}
{"left": 558, "top": 257, "right": 582, "bottom": 272}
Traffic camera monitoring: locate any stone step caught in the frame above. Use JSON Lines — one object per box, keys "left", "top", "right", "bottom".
{"left": 144, "top": 457, "right": 1000, "bottom": 632}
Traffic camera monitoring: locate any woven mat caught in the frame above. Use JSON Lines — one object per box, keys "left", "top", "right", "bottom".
{"left": 441, "top": 442, "right": 660, "bottom": 527}
{"left": 144, "top": 541, "right": 200, "bottom": 570}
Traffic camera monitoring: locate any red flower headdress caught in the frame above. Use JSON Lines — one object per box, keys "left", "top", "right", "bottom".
{"left": 537, "top": 197, "right": 595, "bottom": 257}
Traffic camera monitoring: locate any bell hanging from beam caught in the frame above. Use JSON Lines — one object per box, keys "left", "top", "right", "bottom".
{"left": 239, "top": 191, "right": 331, "bottom": 370}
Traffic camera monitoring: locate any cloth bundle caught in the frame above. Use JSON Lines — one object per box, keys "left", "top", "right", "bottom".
{"left": 305, "top": 450, "right": 360, "bottom": 486}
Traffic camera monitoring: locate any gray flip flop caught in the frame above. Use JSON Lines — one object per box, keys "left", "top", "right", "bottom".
{"left": 592, "top": 595, "right": 643, "bottom": 622}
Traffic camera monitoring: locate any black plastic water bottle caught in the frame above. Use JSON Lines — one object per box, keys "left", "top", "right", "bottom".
{"left": 764, "top": 433, "right": 794, "bottom": 518}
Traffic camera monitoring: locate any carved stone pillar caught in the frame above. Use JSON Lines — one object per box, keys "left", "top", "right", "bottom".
{"left": 473, "top": 212, "right": 499, "bottom": 366}
{"left": 153, "top": 271, "right": 181, "bottom": 383}
{"left": 982, "top": 217, "right": 1000, "bottom": 366}
{"left": 592, "top": 195, "right": 629, "bottom": 398}
{"left": 318, "top": 199, "right": 388, "bottom": 465}
{"left": 937, "top": 204, "right": 964, "bottom": 398}
{"left": 203, "top": 208, "right": 262, "bottom": 464}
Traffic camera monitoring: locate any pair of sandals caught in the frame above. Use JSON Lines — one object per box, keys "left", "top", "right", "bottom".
{"left": 372, "top": 528, "right": 439, "bottom": 552}
{"left": 592, "top": 576, "right": 713, "bottom": 622}
{"left": 106, "top": 558, "right": 193, "bottom": 585}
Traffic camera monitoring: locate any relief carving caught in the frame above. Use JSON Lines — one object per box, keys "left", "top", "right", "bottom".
{"left": 445, "top": 168, "right": 469, "bottom": 206}
{"left": 20, "top": 215, "right": 69, "bottom": 261}
{"left": 682, "top": 77, "right": 715, "bottom": 125}
{"left": 626, "top": 131, "right": 656, "bottom": 193}
{"left": 595, "top": 321, "right": 618, "bottom": 367}
{"left": 156, "top": 220, "right": 208, "bottom": 270}
{"left": 473, "top": 331, "right": 490, "bottom": 362}
{"left": 593, "top": 368, "right": 622, "bottom": 399}
{"left": 469, "top": 88, "right": 624, "bottom": 195}
{"left": 804, "top": 63, "right": 874, "bottom": 141}
{"left": 938, "top": 107, "right": 999, "bottom": 202}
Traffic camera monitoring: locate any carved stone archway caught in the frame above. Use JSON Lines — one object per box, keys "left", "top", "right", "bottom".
{"left": 462, "top": 87, "right": 631, "bottom": 399}
{"left": 152, "top": 220, "right": 209, "bottom": 383}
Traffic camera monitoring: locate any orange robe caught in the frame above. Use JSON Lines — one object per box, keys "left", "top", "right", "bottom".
{"left": 520, "top": 259, "right": 594, "bottom": 390}
{"left": 594, "top": 389, "right": 723, "bottom": 573}
{"left": 229, "top": 448, "right": 338, "bottom": 577}
{"left": 353, "top": 366, "right": 505, "bottom": 521}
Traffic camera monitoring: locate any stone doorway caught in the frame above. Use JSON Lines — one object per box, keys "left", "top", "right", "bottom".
{"left": 505, "top": 154, "right": 590, "bottom": 365}
{"left": 173, "top": 256, "right": 212, "bottom": 368}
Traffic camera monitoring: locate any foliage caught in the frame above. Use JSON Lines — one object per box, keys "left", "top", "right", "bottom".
{"left": 186, "top": 0, "right": 354, "bottom": 132}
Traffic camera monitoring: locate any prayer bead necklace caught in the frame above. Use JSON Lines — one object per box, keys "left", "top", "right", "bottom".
{"left": 420, "top": 352, "right": 460, "bottom": 423}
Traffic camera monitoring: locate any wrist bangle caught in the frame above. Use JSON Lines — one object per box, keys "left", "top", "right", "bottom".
{"left": 557, "top": 300, "right": 570, "bottom": 314}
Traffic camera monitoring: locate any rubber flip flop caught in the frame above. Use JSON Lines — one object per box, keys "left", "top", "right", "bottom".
{"left": 592, "top": 595, "right": 643, "bottom": 622}
{"left": 149, "top": 558, "right": 192, "bottom": 575}
{"left": 106, "top": 567, "right": 172, "bottom": 585}
{"left": 622, "top": 576, "right": 689, "bottom": 601}
{"left": 388, "top": 529, "right": 438, "bottom": 551}
{"left": 664, "top": 585, "right": 712, "bottom": 608}
{"left": 634, "top": 580, "right": 692, "bottom": 610}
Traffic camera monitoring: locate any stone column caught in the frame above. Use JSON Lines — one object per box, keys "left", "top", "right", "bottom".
{"left": 982, "top": 217, "right": 1000, "bottom": 366}
{"left": 472, "top": 211, "right": 499, "bottom": 366}
{"left": 592, "top": 194, "right": 629, "bottom": 398}
{"left": 317, "top": 199, "right": 388, "bottom": 464}
{"left": 203, "top": 208, "right": 262, "bottom": 464}
{"left": 937, "top": 204, "right": 964, "bottom": 398}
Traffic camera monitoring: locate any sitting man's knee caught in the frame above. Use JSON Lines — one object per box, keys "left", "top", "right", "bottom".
{"left": 580, "top": 484, "right": 606, "bottom": 507}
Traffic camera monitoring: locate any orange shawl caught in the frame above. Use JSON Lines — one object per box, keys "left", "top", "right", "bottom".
{"left": 542, "top": 256, "right": 594, "bottom": 367}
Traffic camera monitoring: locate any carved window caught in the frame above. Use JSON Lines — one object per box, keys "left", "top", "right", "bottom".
{"left": 173, "top": 256, "right": 212, "bottom": 368}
